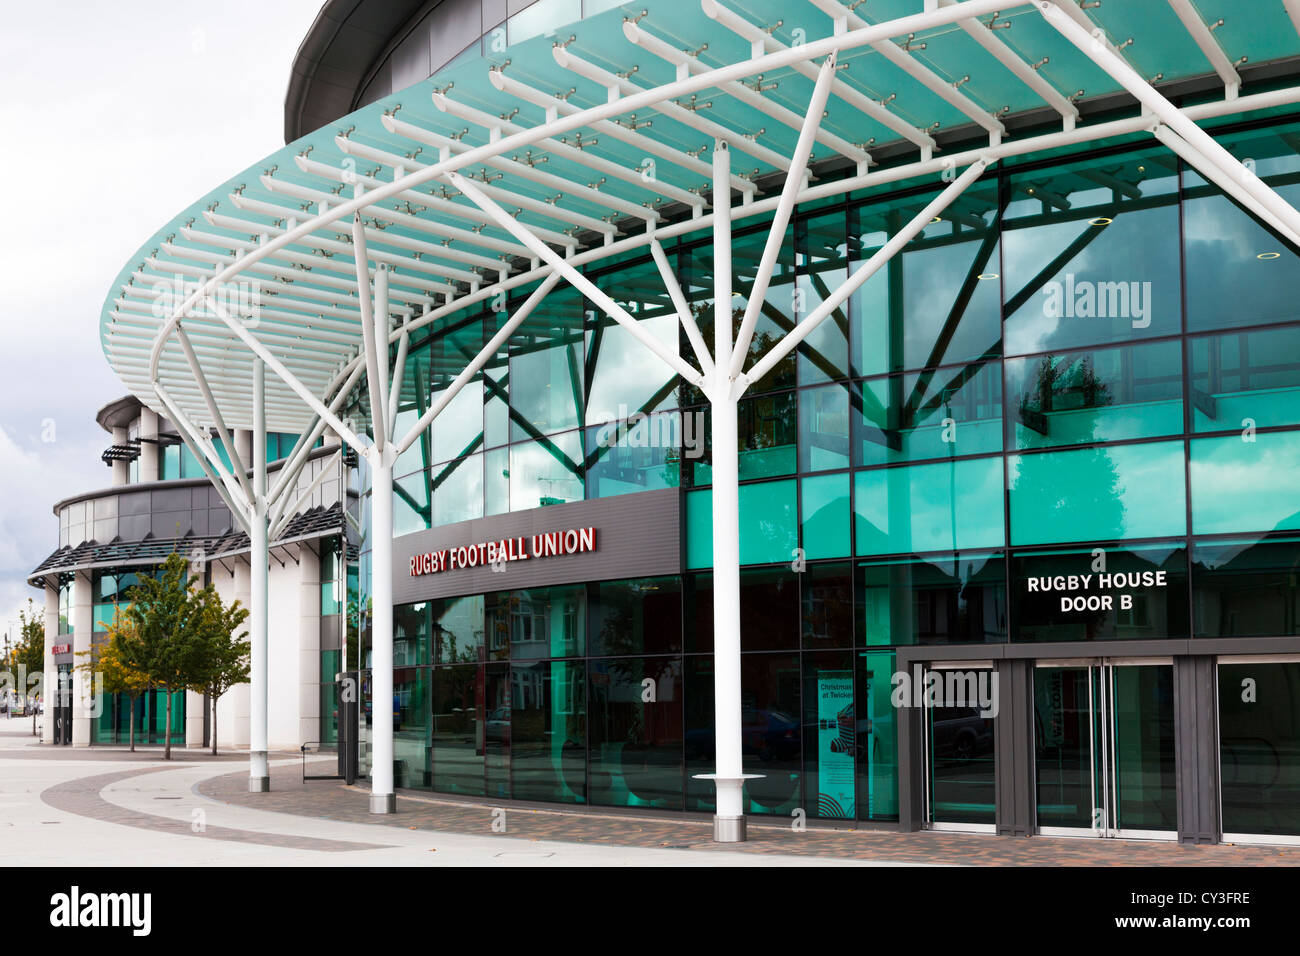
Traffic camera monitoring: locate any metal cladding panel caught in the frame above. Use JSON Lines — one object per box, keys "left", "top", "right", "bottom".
{"left": 391, "top": 488, "right": 680, "bottom": 603}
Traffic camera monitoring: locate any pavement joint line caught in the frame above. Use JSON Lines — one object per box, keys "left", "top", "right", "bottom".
{"left": 42, "top": 764, "right": 394, "bottom": 852}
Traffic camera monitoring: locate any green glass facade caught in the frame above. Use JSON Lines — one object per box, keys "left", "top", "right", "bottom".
{"left": 355, "top": 116, "right": 1300, "bottom": 835}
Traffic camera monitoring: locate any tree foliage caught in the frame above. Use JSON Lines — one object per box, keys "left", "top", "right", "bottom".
{"left": 119, "top": 553, "right": 250, "bottom": 758}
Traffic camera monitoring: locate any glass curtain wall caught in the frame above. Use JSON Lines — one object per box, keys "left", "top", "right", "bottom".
{"left": 357, "top": 115, "right": 1300, "bottom": 823}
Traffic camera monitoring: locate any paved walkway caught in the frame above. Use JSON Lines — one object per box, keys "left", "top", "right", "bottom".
{"left": 197, "top": 767, "right": 1300, "bottom": 865}
{"left": 0, "top": 724, "right": 855, "bottom": 865}
{"left": 7, "top": 721, "right": 1300, "bottom": 865}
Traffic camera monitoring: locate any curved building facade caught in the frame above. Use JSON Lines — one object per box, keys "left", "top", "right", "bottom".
{"left": 350, "top": 119, "right": 1300, "bottom": 837}
{"left": 92, "top": 0, "right": 1300, "bottom": 843}
{"left": 29, "top": 396, "right": 353, "bottom": 751}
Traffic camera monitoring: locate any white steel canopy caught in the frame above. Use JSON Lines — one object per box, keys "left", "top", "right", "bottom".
{"left": 105, "top": 0, "right": 1300, "bottom": 441}
{"left": 99, "top": 0, "right": 1300, "bottom": 830}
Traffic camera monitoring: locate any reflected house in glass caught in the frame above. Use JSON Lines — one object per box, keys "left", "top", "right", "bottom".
{"left": 73, "top": 0, "right": 1300, "bottom": 844}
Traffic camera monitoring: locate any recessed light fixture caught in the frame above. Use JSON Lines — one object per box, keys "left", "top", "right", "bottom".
{"left": 1090, "top": 217, "right": 1113, "bottom": 226}
{"left": 1257, "top": 252, "right": 1281, "bottom": 259}
{"left": 977, "top": 272, "right": 999, "bottom": 280}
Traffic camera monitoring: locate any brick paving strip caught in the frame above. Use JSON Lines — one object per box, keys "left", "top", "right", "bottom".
{"left": 42, "top": 765, "right": 391, "bottom": 852}
{"left": 197, "top": 765, "right": 1300, "bottom": 865}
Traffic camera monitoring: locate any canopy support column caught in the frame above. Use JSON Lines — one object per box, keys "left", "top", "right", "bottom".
{"left": 368, "top": 444, "right": 395, "bottom": 813}
{"left": 697, "top": 139, "right": 759, "bottom": 842}
{"left": 249, "top": 357, "right": 270, "bottom": 793}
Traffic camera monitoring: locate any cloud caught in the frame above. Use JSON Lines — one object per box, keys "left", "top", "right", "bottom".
{"left": 0, "top": 0, "right": 324, "bottom": 636}
{"left": 0, "top": 423, "right": 105, "bottom": 632}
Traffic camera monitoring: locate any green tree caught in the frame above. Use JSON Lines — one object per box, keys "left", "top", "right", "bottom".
{"left": 76, "top": 607, "right": 151, "bottom": 751}
{"left": 123, "top": 554, "right": 204, "bottom": 759}
{"left": 11, "top": 599, "right": 45, "bottom": 735}
{"left": 187, "top": 588, "right": 250, "bottom": 755}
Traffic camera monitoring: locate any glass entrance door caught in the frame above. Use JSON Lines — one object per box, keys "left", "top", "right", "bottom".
{"left": 1034, "top": 659, "right": 1177, "bottom": 839}
{"left": 923, "top": 665, "right": 996, "bottom": 831}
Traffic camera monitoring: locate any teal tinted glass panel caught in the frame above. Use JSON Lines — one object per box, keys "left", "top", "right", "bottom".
{"left": 393, "top": 665, "right": 429, "bottom": 788}
{"left": 484, "top": 364, "right": 509, "bottom": 448}
{"left": 589, "top": 577, "right": 681, "bottom": 656}
{"left": 1185, "top": 125, "right": 1300, "bottom": 333}
{"left": 1012, "top": 544, "right": 1188, "bottom": 642}
{"left": 1006, "top": 339, "right": 1183, "bottom": 449}
{"left": 801, "top": 473, "right": 850, "bottom": 559}
{"left": 586, "top": 258, "right": 680, "bottom": 426}
{"left": 1190, "top": 325, "right": 1300, "bottom": 432}
{"left": 433, "top": 453, "right": 484, "bottom": 526}
{"left": 799, "top": 382, "right": 851, "bottom": 472}
{"left": 855, "top": 362, "right": 1002, "bottom": 465}
{"left": 392, "top": 340, "right": 431, "bottom": 478}
{"left": 1003, "top": 150, "right": 1179, "bottom": 355}
{"left": 685, "top": 481, "right": 798, "bottom": 568}
{"left": 796, "top": 212, "right": 850, "bottom": 385}
{"left": 854, "top": 457, "right": 1004, "bottom": 555}
{"left": 1111, "top": 664, "right": 1177, "bottom": 832}
{"left": 320, "top": 651, "right": 340, "bottom": 745}
{"left": 802, "top": 651, "right": 856, "bottom": 819}
{"left": 92, "top": 604, "right": 115, "bottom": 632}
{"left": 431, "top": 664, "right": 484, "bottom": 795}
{"left": 1009, "top": 440, "right": 1186, "bottom": 545}
{"left": 858, "top": 552, "right": 1006, "bottom": 645}
{"left": 394, "top": 471, "right": 430, "bottom": 536}
{"left": 738, "top": 391, "right": 796, "bottom": 480}
{"left": 802, "top": 562, "right": 853, "bottom": 648}
{"left": 588, "top": 655, "right": 682, "bottom": 809}
{"left": 1190, "top": 430, "right": 1300, "bottom": 535}
{"left": 685, "top": 489, "right": 712, "bottom": 570}
{"left": 432, "top": 594, "right": 485, "bottom": 665}
{"left": 509, "top": 430, "right": 583, "bottom": 508}
{"left": 431, "top": 381, "right": 484, "bottom": 465}
{"left": 1193, "top": 537, "right": 1300, "bottom": 638}
{"left": 511, "top": 660, "right": 586, "bottom": 804}
{"left": 683, "top": 653, "right": 800, "bottom": 814}
{"left": 732, "top": 223, "right": 798, "bottom": 395}
{"left": 857, "top": 650, "right": 898, "bottom": 821}
{"left": 484, "top": 446, "right": 509, "bottom": 516}
{"left": 690, "top": 392, "right": 797, "bottom": 485}
{"left": 740, "top": 479, "right": 798, "bottom": 565}
{"left": 509, "top": 289, "right": 583, "bottom": 440}
{"left": 584, "top": 413, "right": 682, "bottom": 500}
{"left": 850, "top": 183, "right": 1002, "bottom": 377}
{"left": 509, "top": 585, "right": 586, "bottom": 660}
{"left": 507, "top": 0, "right": 580, "bottom": 44}
{"left": 1219, "top": 661, "right": 1300, "bottom": 836}
{"left": 393, "top": 602, "right": 430, "bottom": 667}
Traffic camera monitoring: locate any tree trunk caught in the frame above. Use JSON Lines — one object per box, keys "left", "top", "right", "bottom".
{"left": 163, "top": 689, "right": 172, "bottom": 760}
{"left": 211, "top": 690, "right": 219, "bottom": 756}
{"left": 129, "top": 696, "right": 136, "bottom": 752}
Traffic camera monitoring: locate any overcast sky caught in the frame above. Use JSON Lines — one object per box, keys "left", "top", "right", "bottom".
{"left": 0, "top": 0, "right": 324, "bottom": 637}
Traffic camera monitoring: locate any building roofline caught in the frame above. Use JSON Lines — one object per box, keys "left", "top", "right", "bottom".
{"left": 95, "top": 395, "right": 143, "bottom": 434}
{"left": 284, "top": 0, "right": 432, "bottom": 143}
{"left": 48, "top": 443, "right": 344, "bottom": 517}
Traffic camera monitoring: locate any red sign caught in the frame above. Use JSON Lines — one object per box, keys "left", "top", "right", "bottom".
{"left": 52, "top": 644, "right": 70, "bottom": 655}
{"left": 410, "top": 527, "right": 596, "bottom": 577}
